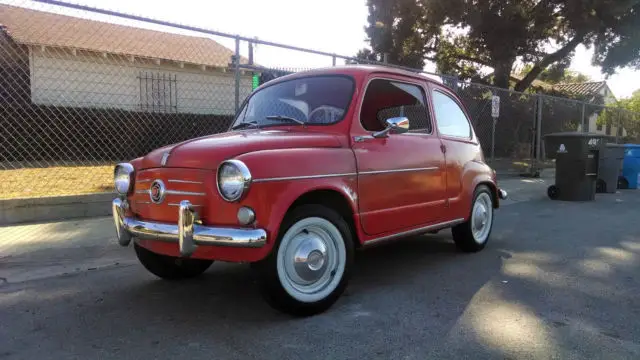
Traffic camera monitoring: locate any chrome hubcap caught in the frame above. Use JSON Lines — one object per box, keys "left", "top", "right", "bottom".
{"left": 292, "top": 235, "right": 328, "bottom": 283}
{"left": 471, "top": 193, "right": 493, "bottom": 243}
{"left": 277, "top": 217, "right": 346, "bottom": 303}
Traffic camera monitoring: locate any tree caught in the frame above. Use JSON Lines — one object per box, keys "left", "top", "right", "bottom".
{"left": 358, "top": 0, "right": 640, "bottom": 92}
{"left": 518, "top": 65, "right": 592, "bottom": 85}
{"left": 595, "top": 89, "right": 640, "bottom": 140}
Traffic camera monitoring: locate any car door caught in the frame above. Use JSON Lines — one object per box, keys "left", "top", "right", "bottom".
{"left": 428, "top": 84, "right": 483, "bottom": 218}
{"left": 352, "top": 75, "right": 448, "bottom": 236}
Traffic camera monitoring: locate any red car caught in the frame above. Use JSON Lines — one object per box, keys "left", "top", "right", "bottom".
{"left": 112, "top": 65, "right": 507, "bottom": 316}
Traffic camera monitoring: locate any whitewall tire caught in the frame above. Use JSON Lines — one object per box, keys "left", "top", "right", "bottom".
{"left": 253, "top": 204, "right": 354, "bottom": 317}
{"left": 452, "top": 185, "right": 495, "bottom": 252}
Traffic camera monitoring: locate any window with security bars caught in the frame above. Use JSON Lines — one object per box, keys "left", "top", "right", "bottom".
{"left": 138, "top": 72, "right": 178, "bottom": 112}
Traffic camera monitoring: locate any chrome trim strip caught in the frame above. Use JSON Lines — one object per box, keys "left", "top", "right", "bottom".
{"left": 166, "top": 190, "right": 206, "bottom": 196}
{"left": 137, "top": 179, "right": 152, "bottom": 183}
{"left": 359, "top": 167, "right": 439, "bottom": 175}
{"left": 252, "top": 167, "right": 439, "bottom": 183}
{"left": 168, "top": 179, "right": 204, "bottom": 184}
{"left": 168, "top": 203, "right": 202, "bottom": 207}
{"left": 363, "top": 218, "right": 466, "bottom": 247}
{"left": 136, "top": 189, "right": 205, "bottom": 197}
{"left": 112, "top": 199, "right": 266, "bottom": 257}
{"left": 253, "top": 173, "right": 357, "bottom": 183}
{"left": 135, "top": 201, "right": 151, "bottom": 204}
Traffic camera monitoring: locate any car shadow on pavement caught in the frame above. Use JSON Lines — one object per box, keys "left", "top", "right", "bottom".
{"left": 0, "top": 229, "right": 509, "bottom": 359}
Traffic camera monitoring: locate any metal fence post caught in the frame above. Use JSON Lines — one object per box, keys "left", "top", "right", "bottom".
{"left": 581, "top": 102, "right": 586, "bottom": 133}
{"left": 536, "top": 95, "right": 543, "bottom": 165}
{"left": 332, "top": 55, "right": 336, "bottom": 66}
{"left": 234, "top": 36, "right": 241, "bottom": 114}
{"left": 616, "top": 108, "right": 622, "bottom": 143}
{"left": 491, "top": 91, "right": 496, "bottom": 163}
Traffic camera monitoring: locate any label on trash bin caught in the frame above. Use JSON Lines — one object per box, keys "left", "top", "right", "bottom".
{"left": 558, "top": 144, "right": 567, "bottom": 153}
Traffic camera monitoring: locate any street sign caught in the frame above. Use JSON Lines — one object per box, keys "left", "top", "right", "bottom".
{"left": 491, "top": 95, "right": 500, "bottom": 118}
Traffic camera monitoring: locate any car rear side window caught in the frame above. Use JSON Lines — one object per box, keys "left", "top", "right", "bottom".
{"left": 432, "top": 90, "right": 472, "bottom": 139}
{"left": 360, "top": 78, "right": 432, "bottom": 133}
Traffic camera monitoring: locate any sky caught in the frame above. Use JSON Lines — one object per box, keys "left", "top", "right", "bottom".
{"left": 6, "top": 0, "right": 640, "bottom": 99}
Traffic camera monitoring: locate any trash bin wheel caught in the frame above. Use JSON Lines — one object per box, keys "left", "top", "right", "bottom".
{"left": 618, "top": 176, "right": 629, "bottom": 190}
{"left": 547, "top": 185, "right": 559, "bottom": 200}
{"left": 596, "top": 179, "right": 606, "bottom": 193}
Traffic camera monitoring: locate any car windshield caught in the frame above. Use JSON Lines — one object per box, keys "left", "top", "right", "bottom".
{"left": 231, "top": 75, "right": 354, "bottom": 129}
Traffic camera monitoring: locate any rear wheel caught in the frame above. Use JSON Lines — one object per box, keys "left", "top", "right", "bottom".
{"left": 253, "top": 204, "right": 354, "bottom": 317}
{"left": 596, "top": 179, "right": 606, "bottom": 193}
{"left": 452, "top": 185, "right": 494, "bottom": 253}
{"left": 134, "top": 242, "right": 213, "bottom": 280}
{"left": 547, "top": 185, "right": 559, "bottom": 200}
{"left": 618, "top": 176, "right": 629, "bottom": 189}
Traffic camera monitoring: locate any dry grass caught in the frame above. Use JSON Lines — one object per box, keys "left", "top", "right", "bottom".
{"left": 1, "top": 165, "right": 114, "bottom": 199}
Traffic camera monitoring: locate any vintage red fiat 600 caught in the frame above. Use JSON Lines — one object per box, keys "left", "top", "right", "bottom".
{"left": 112, "top": 65, "right": 507, "bottom": 316}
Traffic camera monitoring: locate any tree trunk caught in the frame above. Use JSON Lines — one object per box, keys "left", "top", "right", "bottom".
{"left": 492, "top": 60, "right": 515, "bottom": 89}
{"left": 514, "top": 35, "right": 584, "bottom": 92}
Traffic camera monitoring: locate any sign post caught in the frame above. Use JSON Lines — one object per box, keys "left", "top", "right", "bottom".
{"left": 491, "top": 95, "right": 500, "bottom": 162}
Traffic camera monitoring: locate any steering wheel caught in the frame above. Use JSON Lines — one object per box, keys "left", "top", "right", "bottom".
{"left": 308, "top": 105, "right": 344, "bottom": 124}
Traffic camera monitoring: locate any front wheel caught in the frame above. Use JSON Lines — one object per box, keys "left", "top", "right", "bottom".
{"left": 253, "top": 204, "right": 354, "bottom": 317}
{"left": 452, "top": 185, "right": 494, "bottom": 253}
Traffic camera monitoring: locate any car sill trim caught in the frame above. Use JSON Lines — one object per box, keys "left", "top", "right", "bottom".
{"left": 363, "top": 218, "right": 465, "bottom": 247}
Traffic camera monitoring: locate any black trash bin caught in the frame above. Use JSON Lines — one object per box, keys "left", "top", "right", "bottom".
{"left": 543, "top": 132, "right": 609, "bottom": 201}
{"left": 597, "top": 142, "right": 626, "bottom": 193}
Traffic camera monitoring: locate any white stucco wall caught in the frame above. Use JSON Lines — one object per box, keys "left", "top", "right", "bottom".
{"left": 29, "top": 47, "right": 253, "bottom": 115}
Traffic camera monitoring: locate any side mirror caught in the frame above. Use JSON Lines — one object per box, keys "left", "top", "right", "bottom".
{"left": 372, "top": 117, "right": 410, "bottom": 138}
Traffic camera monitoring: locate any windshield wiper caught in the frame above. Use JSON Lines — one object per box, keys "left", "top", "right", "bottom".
{"left": 265, "top": 115, "right": 306, "bottom": 126}
{"left": 231, "top": 121, "right": 259, "bottom": 130}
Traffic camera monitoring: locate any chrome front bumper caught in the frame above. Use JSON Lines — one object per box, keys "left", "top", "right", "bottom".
{"left": 112, "top": 198, "right": 267, "bottom": 257}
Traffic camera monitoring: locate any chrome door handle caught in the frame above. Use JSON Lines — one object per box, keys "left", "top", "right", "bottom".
{"left": 354, "top": 135, "right": 374, "bottom": 143}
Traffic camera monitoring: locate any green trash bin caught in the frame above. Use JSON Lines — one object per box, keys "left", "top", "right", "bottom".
{"left": 597, "top": 143, "right": 626, "bottom": 193}
{"left": 543, "top": 132, "right": 609, "bottom": 201}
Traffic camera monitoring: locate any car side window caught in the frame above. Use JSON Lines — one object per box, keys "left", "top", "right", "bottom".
{"left": 360, "top": 78, "right": 432, "bottom": 133}
{"left": 432, "top": 90, "right": 472, "bottom": 139}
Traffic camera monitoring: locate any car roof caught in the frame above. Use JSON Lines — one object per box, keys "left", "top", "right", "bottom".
{"left": 255, "top": 64, "right": 445, "bottom": 90}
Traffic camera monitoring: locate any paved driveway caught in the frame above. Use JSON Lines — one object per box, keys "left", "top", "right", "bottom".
{"left": 1, "top": 181, "right": 639, "bottom": 359}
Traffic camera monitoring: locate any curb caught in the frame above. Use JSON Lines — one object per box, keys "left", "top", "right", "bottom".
{"left": 0, "top": 192, "right": 115, "bottom": 226}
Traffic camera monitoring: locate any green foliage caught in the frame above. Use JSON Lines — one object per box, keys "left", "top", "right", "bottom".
{"left": 594, "top": 90, "right": 640, "bottom": 140}
{"left": 357, "top": 0, "right": 640, "bottom": 92}
{"left": 519, "top": 65, "right": 592, "bottom": 85}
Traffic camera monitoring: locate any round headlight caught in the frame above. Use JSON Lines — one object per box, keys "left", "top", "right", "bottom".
{"left": 114, "top": 163, "right": 134, "bottom": 195}
{"left": 217, "top": 160, "right": 252, "bottom": 202}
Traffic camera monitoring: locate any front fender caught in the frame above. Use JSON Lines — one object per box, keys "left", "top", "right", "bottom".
{"left": 234, "top": 147, "right": 358, "bottom": 241}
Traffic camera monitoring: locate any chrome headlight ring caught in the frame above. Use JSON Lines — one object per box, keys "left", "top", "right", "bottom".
{"left": 114, "top": 163, "right": 135, "bottom": 195}
{"left": 216, "top": 159, "right": 252, "bottom": 202}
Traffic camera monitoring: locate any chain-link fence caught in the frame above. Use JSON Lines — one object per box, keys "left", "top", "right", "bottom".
{"left": 1, "top": 0, "right": 640, "bottom": 200}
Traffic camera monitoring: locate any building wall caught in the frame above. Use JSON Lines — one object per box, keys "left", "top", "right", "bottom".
{"left": 0, "top": 29, "right": 31, "bottom": 103}
{"left": 29, "top": 46, "right": 253, "bottom": 115}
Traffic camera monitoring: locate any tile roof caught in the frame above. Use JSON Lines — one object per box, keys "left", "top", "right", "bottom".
{"left": 0, "top": 4, "right": 246, "bottom": 68}
{"left": 552, "top": 81, "right": 607, "bottom": 98}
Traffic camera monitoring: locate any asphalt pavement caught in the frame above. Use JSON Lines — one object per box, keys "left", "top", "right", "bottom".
{"left": 1, "top": 177, "right": 639, "bottom": 359}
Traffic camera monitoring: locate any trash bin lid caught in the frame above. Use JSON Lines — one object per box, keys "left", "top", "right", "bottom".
{"left": 543, "top": 131, "right": 609, "bottom": 138}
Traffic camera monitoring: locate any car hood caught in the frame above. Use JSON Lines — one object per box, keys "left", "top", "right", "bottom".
{"left": 138, "top": 129, "right": 343, "bottom": 170}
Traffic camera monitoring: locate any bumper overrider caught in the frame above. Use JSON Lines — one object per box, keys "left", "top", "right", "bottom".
{"left": 112, "top": 198, "right": 267, "bottom": 257}
{"left": 498, "top": 188, "right": 508, "bottom": 200}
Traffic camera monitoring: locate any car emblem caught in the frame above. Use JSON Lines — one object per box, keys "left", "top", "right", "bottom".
{"left": 149, "top": 179, "right": 166, "bottom": 204}
{"left": 161, "top": 152, "right": 170, "bottom": 167}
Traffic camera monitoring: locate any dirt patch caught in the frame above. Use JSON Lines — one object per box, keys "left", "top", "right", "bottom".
{"left": 0, "top": 165, "right": 114, "bottom": 199}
